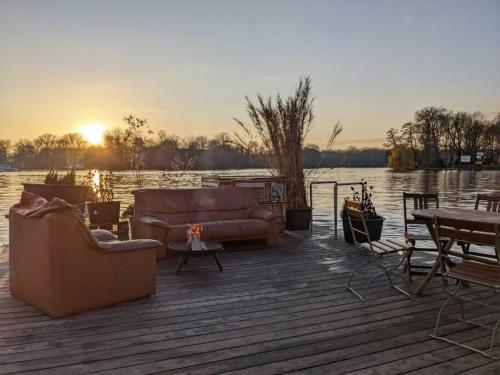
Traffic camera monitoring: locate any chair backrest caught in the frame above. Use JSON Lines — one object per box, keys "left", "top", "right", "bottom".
{"left": 474, "top": 193, "right": 500, "bottom": 213}
{"left": 344, "top": 199, "right": 371, "bottom": 246}
{"left": 433, "top": 216, "right": 500, "bottom": 266}
{"left": 403, "top": 192, "right": 439, "bottom": 237}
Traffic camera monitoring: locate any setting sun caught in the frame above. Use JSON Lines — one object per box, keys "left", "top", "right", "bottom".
{"left": 78, "top": 124, "right": 107, "bottom": 145}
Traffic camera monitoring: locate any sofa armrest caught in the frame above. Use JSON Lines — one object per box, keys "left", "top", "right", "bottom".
{"left": 98, "top": 239, "right": 163, "bottom": 252}
{"left": 249, "top": 207, "right": 277, "bottom": 221}
{"left": 139, "top": 216, "right": 172, "bottom": 229}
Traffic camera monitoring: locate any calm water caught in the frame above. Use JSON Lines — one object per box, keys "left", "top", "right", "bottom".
{"left": 1, "top": 168, "right": 499, "bottom": 245}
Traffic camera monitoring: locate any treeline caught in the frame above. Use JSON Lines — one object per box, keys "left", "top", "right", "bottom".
{"left": 386, "top": 107, "right": 500, "bottom": 169}
{"left": 0, "top": 117, "right": 387, "bottom": 170}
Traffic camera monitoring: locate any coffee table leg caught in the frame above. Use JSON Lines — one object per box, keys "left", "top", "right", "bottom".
{"left": 184, "top": 255, "right": 189, "bottom": 265}
{"left": 175, "top": 255, "right": 185, "bottom": 275}
{"left": 213, "top": 253, "right": 223, "bottom": 271}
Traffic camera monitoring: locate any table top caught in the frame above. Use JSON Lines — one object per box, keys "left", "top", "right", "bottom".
{"left": 167, "top": 241, "right": 223, "bottom": 252}
{"left": 412, "top": 208, "right": 500, "bottom": 224}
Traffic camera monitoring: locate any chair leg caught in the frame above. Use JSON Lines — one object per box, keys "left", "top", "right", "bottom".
{"left": 377, "top": 252, "right": 414, "bottom": 299}
{"left": 346, "top": 258, "right": 376, "bottom": 301}
{"left": 347, "top": 252, "right": 413, "bottom": 301}
{"left": 405, "top": 247, "right": 413, "bottom": 282}
{"left": 430, "top": 281, "right": 500, "bottom": 359}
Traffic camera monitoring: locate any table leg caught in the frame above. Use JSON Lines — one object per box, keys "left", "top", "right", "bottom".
{"left": 213, "top": 253, "right": 223, "bottom": 271}
{"left": 184, "top": 255, "right": 189, "bottom": 265}
{"left": 175, "top": 255, "right": 185, "bottom": 275}
{"left": 415, "top": 255, "right": 441, "bottom": 295}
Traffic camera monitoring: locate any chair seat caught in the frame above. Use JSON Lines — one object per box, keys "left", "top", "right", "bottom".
{"left": 406, "top": 234, "right": 433, "bottom": 241}
{"left": 361, "top": 238, "right": 410, "bottom": 255}
{"left": 447, "top": 261, "right": 500, "bottom": 288}
{"left": 406, "top": 234, "right": 448, "bottom": 242}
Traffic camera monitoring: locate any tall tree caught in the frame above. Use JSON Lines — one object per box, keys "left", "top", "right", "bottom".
{"left": 415, "top": 106, "right": 449, "bottom": 167}
{"left": 400, "top": 122, "right": 417, "bottom": 149}
{"left": 463, "top": 112, "right": 489, "bottom": 163}
{"left": 384, "top": 128, "right": 400, "bottom": 149}
{"left": 441, "top": 112, "right": 467, "bottom": 165}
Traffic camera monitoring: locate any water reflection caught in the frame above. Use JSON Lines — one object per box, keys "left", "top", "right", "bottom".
{"left": 0, "top": 168, "right": 498, "bottom": 244}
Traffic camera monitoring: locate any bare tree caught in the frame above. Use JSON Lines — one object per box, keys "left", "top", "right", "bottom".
{"left": 400, "top": 122, "right": 417, "bottom": 149}
{"left": 415, "top": 107, "right": 449, "bottom": 167}
{"left": 441, "top": 112, "right": 467, "bottom": 165}
{"left": 122, "top": 115, "right": 154, "bottom": 186}
{"left": 0, "top": 139, "right": 11, "bottom": 164}
{"left": 384, "top": 128, "right": 400, "bottom": 149}
{"left": 463, "top": 112, "right": 490, "bottom": 163}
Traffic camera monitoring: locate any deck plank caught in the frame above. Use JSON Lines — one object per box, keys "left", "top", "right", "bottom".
{"left": 0, "top": 229, "right": 498, "bottom": 374}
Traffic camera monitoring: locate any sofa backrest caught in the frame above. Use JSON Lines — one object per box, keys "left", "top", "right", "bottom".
{"left": 133, "top": 188, "right": 258, "bottom": 224}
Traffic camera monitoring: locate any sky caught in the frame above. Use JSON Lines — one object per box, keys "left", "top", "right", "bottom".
{"left": 0, "top": 0, "right": 499, "bottom": 149}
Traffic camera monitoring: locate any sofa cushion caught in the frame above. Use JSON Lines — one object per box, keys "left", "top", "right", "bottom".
{"left": 203, "top": 219, "right": 270, "bottom": 240}
{"left": 165, "top": 219, "right": 270, "bottom": 242}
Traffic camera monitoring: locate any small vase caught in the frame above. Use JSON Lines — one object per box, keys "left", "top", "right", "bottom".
{"left": 191, "top": 237, "right": 202, "bottom": 251}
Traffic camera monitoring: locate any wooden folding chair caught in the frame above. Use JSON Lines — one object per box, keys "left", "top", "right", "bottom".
{"left": 344, "top": 199, "right": 413, "bottom": 301}
{"left": 430, "top": 216, "right": 500, "bottom": 359}
{"left": 460, "top": 193, "right": 500, "bottom": 259}
{"left": 475, "top": 193, "right": 500, "bottom": 213}
{"left": 403, "top": 192, "right": 442, "bottom": 281}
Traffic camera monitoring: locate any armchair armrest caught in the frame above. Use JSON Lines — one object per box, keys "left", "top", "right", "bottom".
{"left": 98, "top": 239, "right": 163, "bottom": 252}
{"left": 249, "top": 207, "right": 277, "bottom": 221}
{"left": 139, "top": 216, "right": 172, "bottom": 229}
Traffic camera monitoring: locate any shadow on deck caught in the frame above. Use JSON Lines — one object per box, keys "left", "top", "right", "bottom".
{"left": 0, "top": 227, "right": 498, "bottom": 374}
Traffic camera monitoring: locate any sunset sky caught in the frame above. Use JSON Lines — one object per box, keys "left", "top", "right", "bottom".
{"left": 0, "top": 0, "right": 499, "bottom": 148}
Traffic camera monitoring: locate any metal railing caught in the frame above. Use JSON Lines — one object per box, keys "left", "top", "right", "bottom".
{"left": 309, "top": 180, "right": 366, "bottom": 239}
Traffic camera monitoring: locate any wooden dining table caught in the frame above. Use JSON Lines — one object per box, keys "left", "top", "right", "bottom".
{"left": 411, "top": 207, "right": 500, "bottom": 295}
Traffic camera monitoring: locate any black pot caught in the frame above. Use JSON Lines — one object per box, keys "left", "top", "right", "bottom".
{"left": 286, "top": 207, "right": 312, "bottom": 230}
{"left": 87, "top": 201, "right": 121, "bottom": 226}
{"left": 342, "top": 215, "right": 384, "bottom": 243}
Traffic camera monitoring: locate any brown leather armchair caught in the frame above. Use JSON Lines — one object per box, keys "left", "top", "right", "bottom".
{"left": 9, "top": 192, "right": 162, "bottom": 318}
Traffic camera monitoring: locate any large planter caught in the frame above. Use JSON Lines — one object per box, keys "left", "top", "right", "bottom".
{"left": 286, "top": 207, "right": 312, "bottom": 230}
{"left": 342, "top": 215, "right": 384, "bottom": 243}
{"left": 23, "top": 183, "right": 89, "bottom": 211}
{"left": 87, "top": 201, "right": 121, "bottom": 226}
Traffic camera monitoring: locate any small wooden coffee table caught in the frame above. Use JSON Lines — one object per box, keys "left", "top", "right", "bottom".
{"left": 167, "top": 241, "right": 224, "bottom": 274}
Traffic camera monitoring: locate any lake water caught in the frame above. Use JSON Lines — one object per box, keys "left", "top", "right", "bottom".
{"left": 1, "top": 168, "right": 499, "bottom": 245}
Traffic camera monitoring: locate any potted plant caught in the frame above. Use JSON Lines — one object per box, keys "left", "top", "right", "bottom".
{"left": 85, "top": 170, "right": 120, "bottom": 227}
{"left": 341, "top": 182, "right": 384, "bottom": 243}
{"left": 23, "top": 169, "right": 89, "bottom": 210}
{"left": 234, "top": 76, "right": 342, "bottom": 230}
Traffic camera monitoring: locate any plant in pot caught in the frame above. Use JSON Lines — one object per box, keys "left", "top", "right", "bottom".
{"left": 23, "top": 168, "right": 89, "bottom": 210}
{"left": 234, "top": 76, "right": 342, "bottom": 230}
{"left": 341, "top": 182, "right": 385, "bottom": 243}
{"left": 85, "top": 170, "right": 120, "bottom": 228}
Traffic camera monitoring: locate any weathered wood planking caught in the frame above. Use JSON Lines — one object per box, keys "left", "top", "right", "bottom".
{"left": 0, "top": 228, "right": 498, "bottom": 374}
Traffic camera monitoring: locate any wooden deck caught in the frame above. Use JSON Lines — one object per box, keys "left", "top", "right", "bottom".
{"left": 0, "top": 228, "right": 499, "bottom": 374}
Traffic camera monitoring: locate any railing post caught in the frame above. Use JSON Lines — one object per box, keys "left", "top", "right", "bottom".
{"left": 309, "top": 182, "right": 313, "bottom": 229}
{"left": 308, "top": 180, "right": 365, "bottom": 240}
{"left": 334, "top": 183, "right": 338, "bottom": 239}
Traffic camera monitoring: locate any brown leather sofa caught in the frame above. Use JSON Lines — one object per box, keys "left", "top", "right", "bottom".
{"left": 9, "top": 192, "right": 162, "bottom": 318}
{"left": 132, "top": 188, "right": 280, "bottom": 248}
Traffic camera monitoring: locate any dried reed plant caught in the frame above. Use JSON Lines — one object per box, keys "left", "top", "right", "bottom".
{"left": 234, "top": 76, "right": 342, "bottom": 209}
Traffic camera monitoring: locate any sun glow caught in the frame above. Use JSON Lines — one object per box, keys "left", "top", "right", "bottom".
{"left": 78, "top": 124, "right": 107, "bottom": 145}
